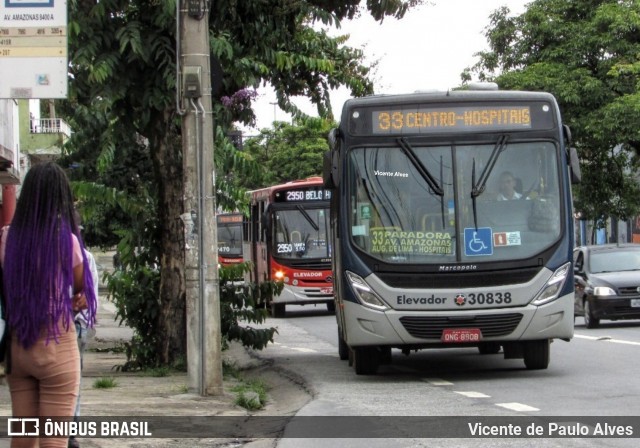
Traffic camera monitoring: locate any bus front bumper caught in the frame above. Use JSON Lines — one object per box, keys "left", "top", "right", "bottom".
{"left": 272, "top": 284, "right": 334, "bottom": 306}
{"left": 341, "top": 294, "right": 574, "bottom": 348}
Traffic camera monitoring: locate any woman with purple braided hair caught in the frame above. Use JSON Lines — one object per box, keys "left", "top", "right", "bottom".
{"left": 0, "top": 161, "right": 97, "bottom": 448}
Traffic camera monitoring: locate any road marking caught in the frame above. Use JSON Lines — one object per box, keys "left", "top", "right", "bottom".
{"left": 573, "top": 334, "right": 599, "bottom": 341}
{"left": 420, "top": 376, "right": 541, "bottom": 412}
{"left": 455, "top": 391, "right": 490, "bottom": 398}
{"left": 290, "top": 347, "right": 317, "bottom": 353}
{"left": 271, "top": 342, "right": 317, "bottom": 353}
{"left": 424, "top": 378, "right": 454, "bottom": 386}
{"left": 496, "top": 402, "right": 540, "bottom": 412}
{"left": 575, "top": 334, "right": 640, "bottom": 346}
{"left": 608, "top": 338, "right": 640, "bottom": 346}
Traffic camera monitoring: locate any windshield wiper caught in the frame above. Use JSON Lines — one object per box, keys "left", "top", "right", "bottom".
{"left": 471, "top": 135, "right": 509, "bottom": 229}
{"left": 471, "top": 135, "right": 509, "bottom": 198}
{"left": 397, "top": 138, "right": 444, "bottom": 196}
{"left": 439, "top": 155, "right": 446, "bottom": 228}
{"left": 224, "top": 226, "right": 236, "bottom": 246}
{"left": 296, "top": 205, "right": 319, "bottom": 231}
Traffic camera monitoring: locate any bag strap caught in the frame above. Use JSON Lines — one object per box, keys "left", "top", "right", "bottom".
{"left": 0, "top": 226, "right": 11, "bottom": 373}
{"left": 0, "top": 226, "right": 4, "bottom": 315}
{"left": 1, "top": 226, "right": 5, "bottom": 319}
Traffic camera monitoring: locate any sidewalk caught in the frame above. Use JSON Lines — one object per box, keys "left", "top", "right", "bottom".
{"left": 0, "top": 251, "right": 310, "bottom": 447}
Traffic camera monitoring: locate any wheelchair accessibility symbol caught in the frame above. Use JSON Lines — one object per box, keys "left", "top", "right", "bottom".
{"left": 464, "top": 227, "right": 493, "bottom": 256}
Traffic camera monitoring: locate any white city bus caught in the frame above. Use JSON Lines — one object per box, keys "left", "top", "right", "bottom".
{"left": 324, "top": 86, "right": 581, "bottom": 374}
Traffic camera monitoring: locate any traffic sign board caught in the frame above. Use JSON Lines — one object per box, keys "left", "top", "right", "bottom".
{"left": 0, "top": 0, "right": 68, "bottom": 98}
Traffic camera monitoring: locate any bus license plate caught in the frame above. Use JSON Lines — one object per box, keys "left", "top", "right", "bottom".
{"left": 631, "top": 299, "right": 640, "bottom": 308}
{"left": 441, "top": 328, "right": 482, "bottom": 343}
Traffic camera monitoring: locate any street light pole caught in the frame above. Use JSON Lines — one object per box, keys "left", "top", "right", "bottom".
{"left": 179, "top": 0, "right": 223, "bottom": 396}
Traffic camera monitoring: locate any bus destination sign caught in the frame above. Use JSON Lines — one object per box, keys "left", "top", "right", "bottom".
{"left": 274, "top": 187, "right": 332, "bottom": 203}
{"left": 217, "top": 214, "right": 243, "bottom": 224}
{"left": 368, "top": 105, "right": 538, "bottom": 135}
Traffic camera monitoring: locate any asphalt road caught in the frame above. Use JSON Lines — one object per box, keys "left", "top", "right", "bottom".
{"left": 253, "top": 305, "right": 640, "bottom": 448}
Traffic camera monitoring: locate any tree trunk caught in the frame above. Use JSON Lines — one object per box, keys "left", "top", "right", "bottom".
{"left": 149, "top": 109, "right": 186, "bottom": 365}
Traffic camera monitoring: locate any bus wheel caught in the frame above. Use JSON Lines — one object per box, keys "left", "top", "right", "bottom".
{"left": 271, "top": 303, "right": 286, "bottom": 318}
{"left": 338, "top": 329, "right": 349, "bottom": 361}
{"left": 327, "top": 301, "right": 336, "bottom": 314}
{"left": 478, "top": 342, "right": 501, "bottom": 355}
{"left": 583, "top": 300, "right": 600, "bottom": 328}
{"left": 523, "top": 340, "right": 550, "bottom": 370}
{"left": 353, "top": 347, "right": 379, "bottom": 375}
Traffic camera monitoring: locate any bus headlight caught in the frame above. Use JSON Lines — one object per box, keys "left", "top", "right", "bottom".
{"left": 530, "top": 262, "right": 571, "bottom": 306}
{"left": 346, "top": 271, "right": 389, "bottom": 311}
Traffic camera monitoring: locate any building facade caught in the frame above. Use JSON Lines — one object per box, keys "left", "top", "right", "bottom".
{"left": 0, "top": 99, "right": 70, "bottom": 225}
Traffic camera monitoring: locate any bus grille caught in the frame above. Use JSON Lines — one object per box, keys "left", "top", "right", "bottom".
{"left": 285, "top": 261, "right": 331, "bottom": 270}
{"left": 399, "top": 313, "right": 523, "bottom": 339}
{"left": 303, "top": 289, "right": 333, "bottom": 298}
{"left": 378, "top": 268, "right": 539, "bottom": 289}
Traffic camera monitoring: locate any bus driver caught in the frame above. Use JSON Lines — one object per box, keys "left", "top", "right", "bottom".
{"left": 497, "top": 171, "right": 522, "bottom": 200}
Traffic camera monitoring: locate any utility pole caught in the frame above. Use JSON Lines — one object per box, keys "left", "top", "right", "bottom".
{"left": 179, "top": 0, "right": 223, "bottom": 396}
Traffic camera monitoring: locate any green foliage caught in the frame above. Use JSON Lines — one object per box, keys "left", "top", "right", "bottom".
{"left": 70, "top": 181, "right": 163, "bottom": 371}
{"left": 210, "top": 1, "right": 407, "bottom": 125}
{"left": 241, "top": 116, "right": 335, "bottom": 188}
{"left": 69, "top": 178, "right": 157, "bottom": 248}
{"left": 468, "top": 0, "right": 640, "bottom": 224}
{"left": 93, "top": 377, "right": 118, "bottom": 389}
{"left": 71, "top": 178, "right": 163, "bottom": 371}
{"left": 219, "top": 263, "right": 282, "bottom": 351}
{"left": 214, "top": 126, "right": 262, "bottom": 213}
{"left": 140, "top": 366, "right": 171, "bottom": 377}
{"left": 231, "top": 379, "right": 270, "bottom": 411}
{"left": 107, "top": 261, "right": 162, "bottom": 371}
{"left": 61, "top": 0, "right": 422, "bottom": 368}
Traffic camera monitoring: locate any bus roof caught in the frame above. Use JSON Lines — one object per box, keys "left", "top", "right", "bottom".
{"left": 341, "top": 89, "right": 557, "bottom": 113}
{"left": 339, "top": 90, "right": 561, "bottom": 137}
{"left": 246, "top": 176, "right": 323, "bottom": 195}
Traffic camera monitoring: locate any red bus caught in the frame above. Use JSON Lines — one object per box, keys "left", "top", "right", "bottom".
{"left": 245, "top": 177, "right": 333, "bottom": 317}
{"left": 217, "top": 212, "right": 245, "bottom": 267}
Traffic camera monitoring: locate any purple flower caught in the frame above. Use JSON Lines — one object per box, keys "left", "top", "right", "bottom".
{"left": 221, "top": 89, "right": 258, "bottom": 112}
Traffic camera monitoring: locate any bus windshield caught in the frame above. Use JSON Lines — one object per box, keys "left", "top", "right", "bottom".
{"left": 348, "top": 140, "right": 561, "bottom": 264}
{"left": 272, "top": 207, "right": 330, "bottom": 260}
{"left": 218, "top": 222, "right": 243, "bottom": 257}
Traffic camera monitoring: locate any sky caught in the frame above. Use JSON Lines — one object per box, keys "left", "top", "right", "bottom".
{"left": 244, "top": 0, "right": 529, "bottom": 134}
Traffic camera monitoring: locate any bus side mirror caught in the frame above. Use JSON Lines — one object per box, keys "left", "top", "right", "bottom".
{"left": 569, "top": 147, "right": 581, "bottom": 184}
{"left": 328, "top": 128, "right": 340, "bottom": 151}
{"left": 323, "top": 151, "right": 337, "bottom": 189}
{"left": 323, "top": 129, "right": 340, "bottom": 188}
{"left": 563, "top": 124, "right": 572, "bottom": 146}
